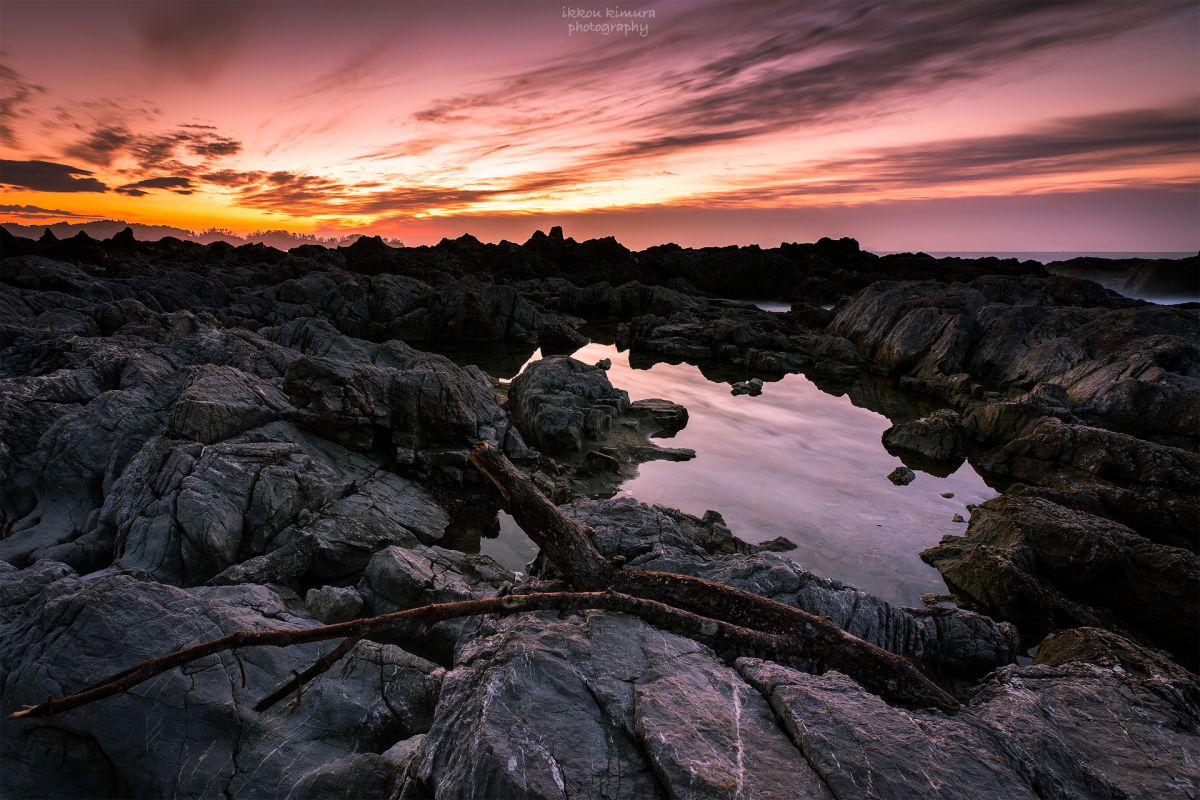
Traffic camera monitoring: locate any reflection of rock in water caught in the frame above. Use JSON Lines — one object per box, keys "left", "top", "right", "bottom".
{"left": 436, "top": 489, "right": 504, "bottom": 555}
{"left": 810, "top": 371, "right": 944, "bottom": 424}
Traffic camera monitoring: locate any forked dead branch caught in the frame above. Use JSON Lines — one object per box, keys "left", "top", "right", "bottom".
{"left": 9, "top": 442, "right": 958, "bottom": 721}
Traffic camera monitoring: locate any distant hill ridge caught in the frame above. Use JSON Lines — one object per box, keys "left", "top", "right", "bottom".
{"left": 0, "top": 219, "right": 404, "bottom": 250}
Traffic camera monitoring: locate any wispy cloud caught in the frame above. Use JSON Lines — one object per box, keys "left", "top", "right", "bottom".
{"left": 833, "top": 101, "right": 1199, "bottom": 186}
{"left": 57, "top": 116, "right": 242, "bottom": 179}
{"left": 0, "top": 0, "right": 1194, "bottom": 247}
{"left": 216, "top": 98, "right": 1200, "bottom": 219}
{"left": 0, "top": 64, "right": 44, "bottom": 148}
{"left": 62, "top": 126, "right": 133, "bottom": 167}
{"left": 289, "top": 40, "right": 396, "bottom": 100}
{"left": 411, "top": 0, "right": 1196, "bottom": 182}
{"left": 690, "top": 100, "right": 1200, "bottom": 204}
{"left": 224, "top": 171, "right": 490, "bottom": 217}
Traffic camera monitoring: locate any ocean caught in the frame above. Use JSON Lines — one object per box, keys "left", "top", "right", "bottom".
{"left": 871, "top": 251, "right": 1196, "bottom": 263}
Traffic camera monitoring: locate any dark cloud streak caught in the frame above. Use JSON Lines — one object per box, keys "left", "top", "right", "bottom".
{"left": 0, "top": 160, "right": 108, "bottom": 192}
{"left": 116, "top": 176, "right": 195, "bottom": 196}
{"left": 0, "top": 203, "right": 99, "bottom": 219}
{"left": 63, "top": 126, "right": 133, "bottom": 166}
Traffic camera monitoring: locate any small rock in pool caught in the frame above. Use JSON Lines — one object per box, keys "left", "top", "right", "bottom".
{"left": 594, "top": 358, "right": 612, "bottom": 370}
{"left": 755, "top": 536, "right": 798, "bottom": 552}
{"left": 940, "top": 491, "right": 955, "bottom": 498}
{"left": 731, "top": 377, "right": 764, "bottom": 396}
{"left": 952, "top": 513, "right": 966, "bottom": 523}
{"left": 887, "top": 466, "right": 916, "bottom": 485}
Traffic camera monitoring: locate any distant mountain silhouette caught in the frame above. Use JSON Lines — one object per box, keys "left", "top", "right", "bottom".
{"left": 0, "top": 219, "right": 403, "bottom": 250}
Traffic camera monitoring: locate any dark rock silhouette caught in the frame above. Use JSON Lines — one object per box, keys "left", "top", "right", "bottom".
{"left": 1123, "top": 254, "right": 1200, "bottom": 297}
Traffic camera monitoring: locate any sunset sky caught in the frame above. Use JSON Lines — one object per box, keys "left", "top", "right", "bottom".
{"left": 1, "top": 0, "right": 1197, "bottom": 250}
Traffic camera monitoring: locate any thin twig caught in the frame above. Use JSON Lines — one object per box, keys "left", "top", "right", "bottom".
{"left": 254, "top": 634, "right": 363, "bottom": 712}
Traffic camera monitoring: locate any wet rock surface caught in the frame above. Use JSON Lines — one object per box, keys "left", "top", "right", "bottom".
{"left": 2, "top": 228, "right": 1197, "bottom": 798}
{"left": 413, "top": 611, "right": 834, "bottom": 800}
{"left": 404, "top": 607, "right": 1197, "bottom": 800}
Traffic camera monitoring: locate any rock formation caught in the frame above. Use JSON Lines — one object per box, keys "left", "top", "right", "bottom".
{"left": 1, "top": 226, "right": 1197, "bottom": 798}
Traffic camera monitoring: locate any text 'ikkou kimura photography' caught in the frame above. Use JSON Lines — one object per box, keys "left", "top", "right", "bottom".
{"left": 563, "top": 6, "right": 654, "bottom": 36}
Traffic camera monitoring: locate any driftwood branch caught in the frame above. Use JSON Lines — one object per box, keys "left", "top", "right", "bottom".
{"left": 8, "top": 441, "right": 959, "bottom": 722}
{"left": 10, "top": 590, "right": 829, "bottom": 721}
{"left": 469, "top": 441, "right": 959, "bottom": 713}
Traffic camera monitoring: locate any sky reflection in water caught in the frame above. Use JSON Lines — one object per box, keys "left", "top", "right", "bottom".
{"left": 482, "top": 342, "right": 997, "bottom": 607}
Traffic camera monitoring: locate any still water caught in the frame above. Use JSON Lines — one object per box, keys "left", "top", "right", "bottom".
{"left": 462, "top": 341, "right": 996, "bottom": 608}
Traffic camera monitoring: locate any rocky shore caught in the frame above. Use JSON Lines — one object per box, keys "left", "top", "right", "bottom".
{"left": 1, "top": 226, "right": 1197, "bottom": 798}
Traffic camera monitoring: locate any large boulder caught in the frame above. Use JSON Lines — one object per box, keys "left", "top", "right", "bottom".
{"left": 165, "top": 364, "right": 293, "bottom": 443}
{"left": 508, "top": 356, "right": 630, "bottom": 453}
{"left": 282, "top": 339, "right": 526, "bottom": 470}
{"left": 972, "top": 417, "right": 1199, "bottom": 545}
{"left": 39, "top": 422, "right": 449, "bottom": 586}
{"left": 0, "top": 323, "right": 305, "bottom": 569}
{"left": 402, "top": 606, "right": 1198, "bottom": 800}
{"left": 1034, "top": 626, "right": 1198, "bottom": 688}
